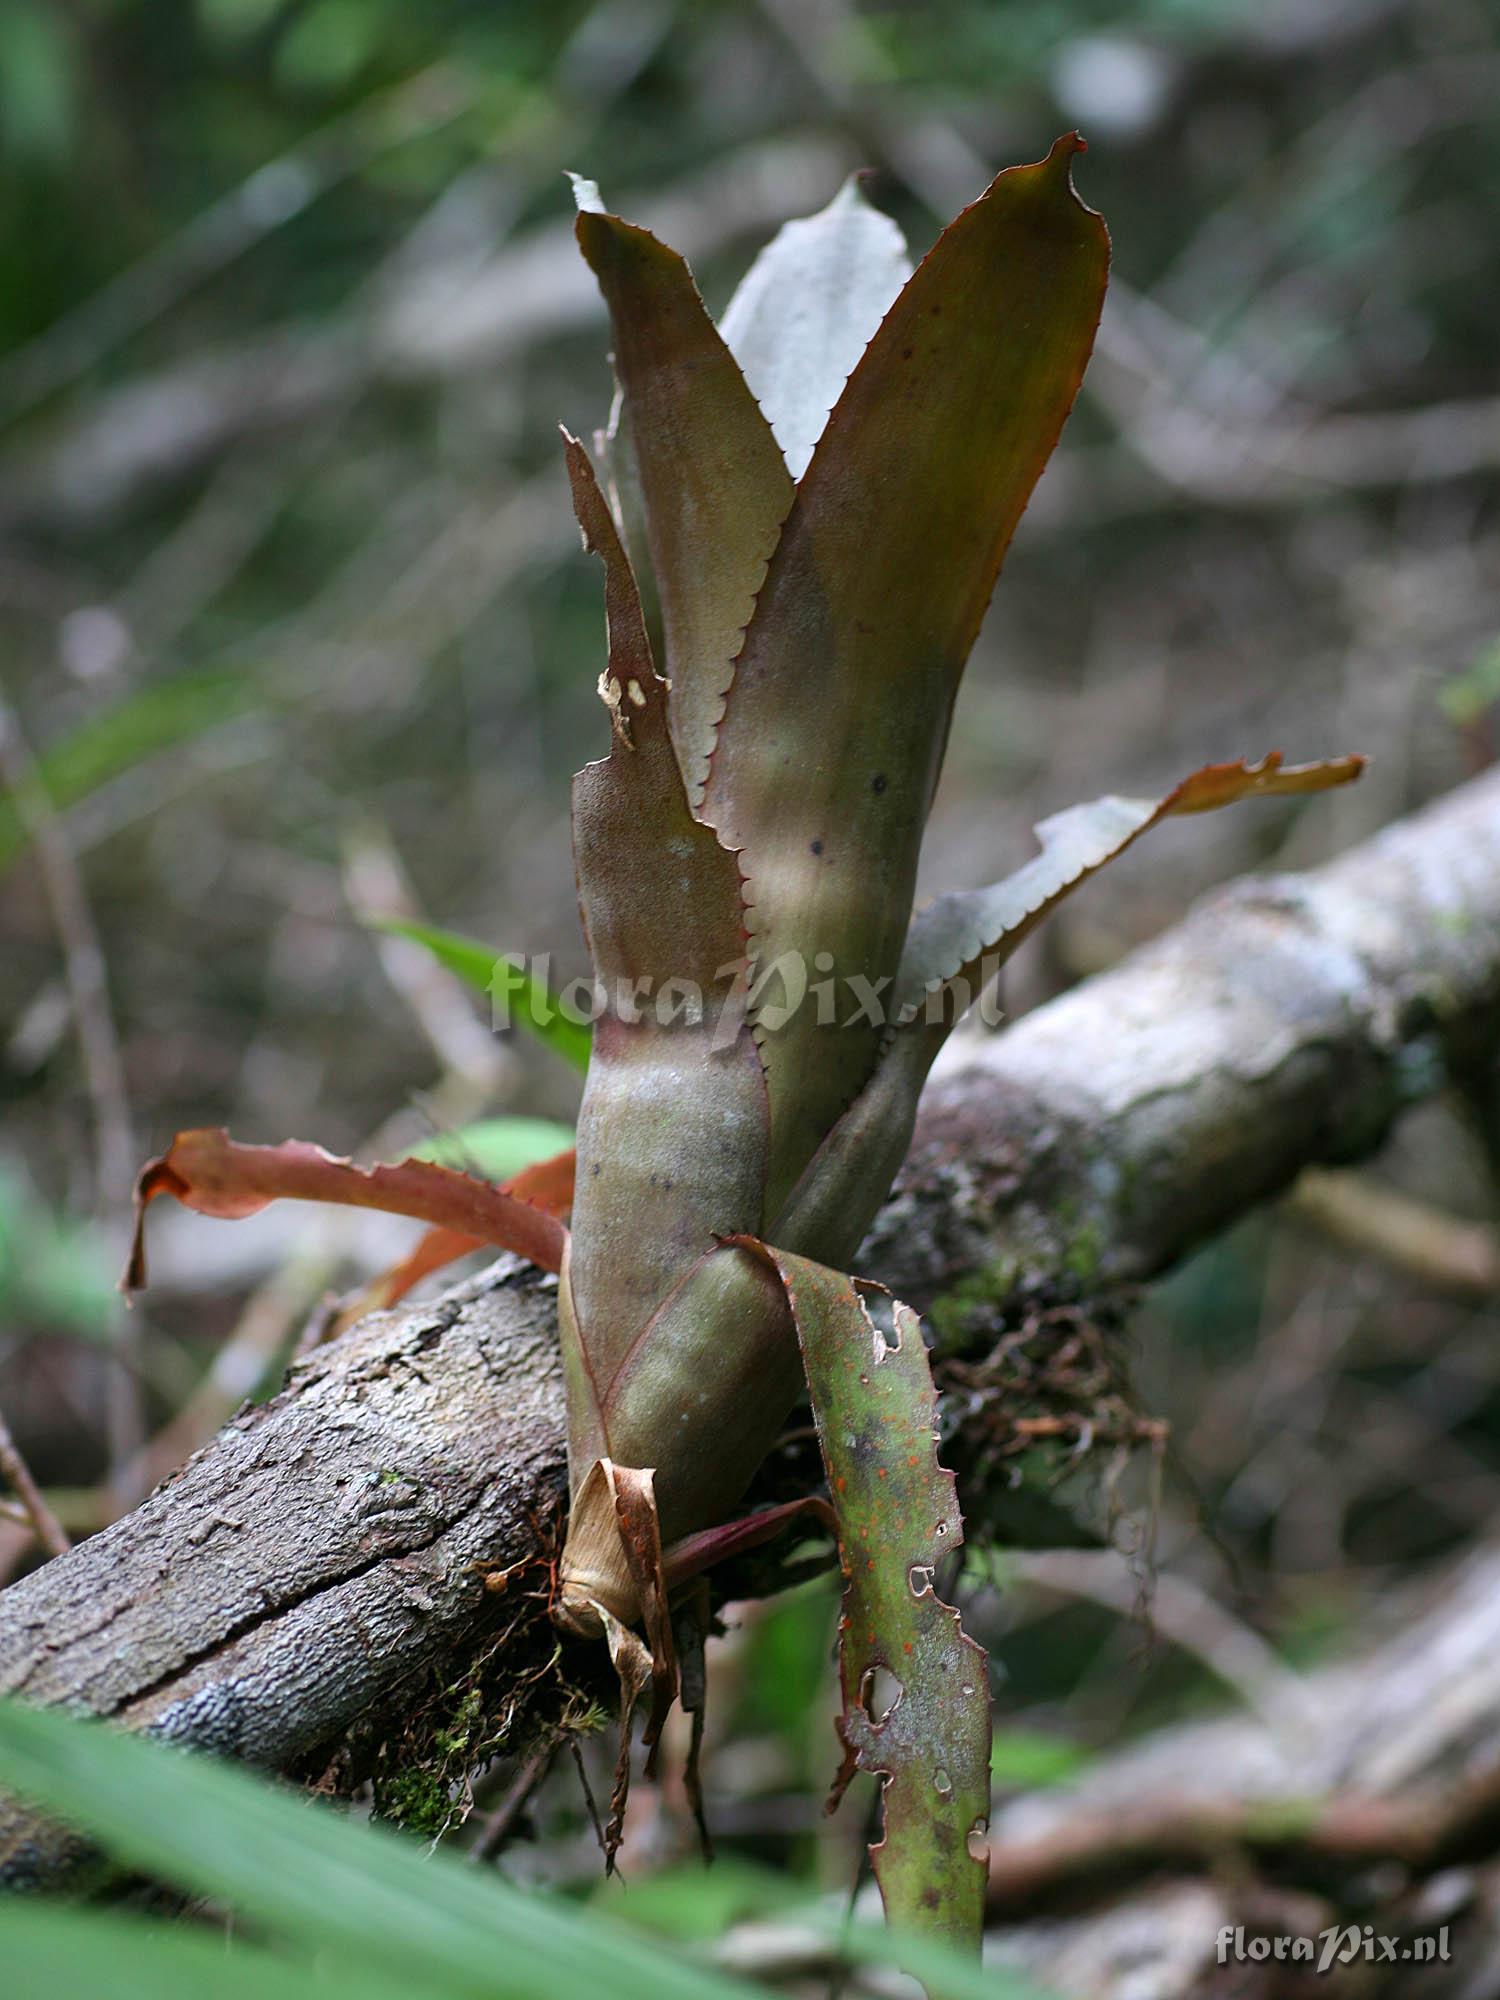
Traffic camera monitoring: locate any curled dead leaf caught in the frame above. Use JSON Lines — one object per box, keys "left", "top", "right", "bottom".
{"left": 125, "top": 1128, "right": 568, "bottom": 1293}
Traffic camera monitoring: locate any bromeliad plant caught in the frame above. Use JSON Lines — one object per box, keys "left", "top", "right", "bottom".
{"left": 127, "top": 139, "right": 1362, "bottom": 1956}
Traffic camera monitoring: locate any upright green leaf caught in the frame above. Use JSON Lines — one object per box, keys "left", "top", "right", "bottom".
{"left": 573, "top": 186, "right": 793, "bottom": 801}
{"left": 704, "top": 138, "right": 1110, "bottom": 1207}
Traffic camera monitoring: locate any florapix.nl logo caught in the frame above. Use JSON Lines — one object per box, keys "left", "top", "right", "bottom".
{"left": 487, "top": 950, "right": 1006, "bottom": 1051}
{"left": 1218, "top": 1924, "right": 1450, "bottom": 1975}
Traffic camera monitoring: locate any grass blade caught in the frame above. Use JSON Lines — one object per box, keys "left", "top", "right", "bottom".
{"left": 0, "top": 1699, "right": 765, "bottom": 2000}
{"left": 0, "top": 1900, "right": 417, "bottom": 2000}
{"left": 372, "top": 918, "right": 592, "bottom": 1073}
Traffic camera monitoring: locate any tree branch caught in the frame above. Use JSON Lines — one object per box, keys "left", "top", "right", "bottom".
{"left": 866, "top": 766, "right": 1500, "bottom": 1310}
{"left": 5, "top": 766, "right": 1500, "bottom": 1886}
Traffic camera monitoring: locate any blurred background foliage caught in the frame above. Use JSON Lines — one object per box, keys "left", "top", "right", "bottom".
{"left": 2, "top": 0, "right": 1499, "bottom": 1966}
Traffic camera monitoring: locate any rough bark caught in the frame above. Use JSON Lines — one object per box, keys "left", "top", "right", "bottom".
{"left": 868, "top": 766, "right": 1500, "bottom": 1310}
{"left": 0, "top": 1269, "right": 567, "bottom": 1885}
{"left": 5, "top": 766, "right": 1500, "bottom": 1887}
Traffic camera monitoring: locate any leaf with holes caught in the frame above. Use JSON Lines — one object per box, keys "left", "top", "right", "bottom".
{"left": 735, "top": 1241, "right": 991, "bottom": 1955}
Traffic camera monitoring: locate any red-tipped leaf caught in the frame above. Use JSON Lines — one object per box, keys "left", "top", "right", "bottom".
{"left": 705, "top": 137, "right": 1111, "bottom": 1208}
{"left": 894, "top": 751, "right": 1367, "bottom": 1025}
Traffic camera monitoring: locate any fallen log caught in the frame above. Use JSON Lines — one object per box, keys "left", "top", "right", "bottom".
{"left": 5, "top": 765, "right": 1500, "bottom": 1887}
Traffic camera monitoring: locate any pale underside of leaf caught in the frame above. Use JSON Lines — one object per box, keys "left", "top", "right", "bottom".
{"left": 561, "top": 438, "right": 773, "bottom": 1447}
{"left": 718, "top": 175, "right": 913, "bottom": 482}
{"left": 573, "top": 197, "right": 793, "bottom": 803}
{"left": 593, "top": 381, "right": 664, "bottom": 670}
{"left": 732, "top": 1242, "right": 991, "bottom": 1955}
{"left": 703, "top": 136, "right": 1111, "bottom": 1210}
{"left": 893, "top": 750, "right": 1368, "bottom": 1025}
{"left": 124, "top": 1128, "right": 568, "bottom": 1292}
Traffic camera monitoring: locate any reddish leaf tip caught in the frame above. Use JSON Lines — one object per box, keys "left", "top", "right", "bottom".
{"left": 1039, "top": 129, "right": 1105, "bottom": 226}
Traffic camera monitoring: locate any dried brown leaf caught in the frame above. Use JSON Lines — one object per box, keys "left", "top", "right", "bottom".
{"left": 125, "top": 1129, "right": 567, "bottom": 1291}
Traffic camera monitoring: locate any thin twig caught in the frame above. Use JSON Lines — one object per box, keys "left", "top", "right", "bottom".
{"left": 0, "top": 695, "right": 136, "bottom": 1207}
{"left": 0, "top": 689, "right": 143, "bottom": 1475}
{"left": 1009, "top": 1549, "right": 1318, "bottom": 1742}
{"left": 469, "top": 1742, "right": 557, "bottom": 1863}
{"left": 986, "top": 1754, "right": 1500, "bottom": 1912}
{"left": 0, "top": 1406, "right": 71, "bottom": 1561}
{"left": 0, "top": 1488, "right": 108, "bottom": 1536}
{"left": 341, "top": 824, "right": 511, "bottom": 1099}
{"left": 1288, "top": 1166, "right": 1500, "bottom": 1297}
{"left": 569, "top": 1736, "right": 608, "bottom": 1860}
